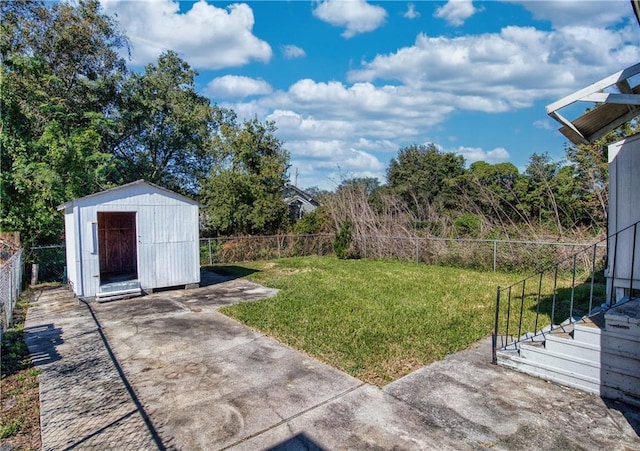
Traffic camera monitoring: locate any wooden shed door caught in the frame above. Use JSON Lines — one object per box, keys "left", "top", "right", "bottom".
{"left": 98, "top": 212, "right": 138, "bottom": 283}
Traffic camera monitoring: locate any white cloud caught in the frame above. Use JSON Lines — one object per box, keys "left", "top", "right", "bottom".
{"left": 219, "top": 8, "right": 637, "bottom": 189}
{"left": 514, "top": 0, "right": 632, "bottom": 28}
{"left": 434, "top": 0, "right": 478, "bottom": 27}
{"left": 348, "top": 26, "right": 639, "bottom": 111}
{"left": 534, "top": 119, "right": 554, "bottom": 130}
{"left": 205, "top": 75, "right": 272, "bottom": 99}
{"left": 404, "top": 3, "right": 420, "bottom": 20}
{"left": 455, "top": 146, "right": 511, "bottom": 164}
{"left": 266, "top": 110, "right": 357, "bottom": 140}
{"left": 198, "top": 3, "right": 635, "bottom": 190}
{"left": 266, "top": 79, "right": 455, "bottom": 131}
{"left": 313, "top": 0, "right": 387, "bottom": 38}
{"left": 282, "top": 45, "right": 306, "bottom": 59}
{"left": 286, "top": 139, "right": 386, "bottom": 189}
{"left": 100, "top": 0, "right": 271, "bottom": 69}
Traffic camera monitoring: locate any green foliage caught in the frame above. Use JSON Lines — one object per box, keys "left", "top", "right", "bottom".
{"left": 453, "top": 213, "right": 481, "bottom": 237}
{"left": 1, "top": 0, "right": 127, "bottom": 245}
{"left": 333, "top": 219, "right": 353, "bottom": 259}
{"left": 293, "top": 210, "right": 321, "bottom": 234}
{"left": 386, "top": 143, "right": 465, "bottom": 215}
{"left": 1, "top": 328, "right": 30, "bottom": 377}
{"left": 564, "top": 122, "right": 639, "bottom": 229}
{"left": 461, "top": 161, "right": 527, "bottom": 226}
{"left": 114, "top": 51, "right": 226, "bottom": 195}
{"left": 0, "top": 419, "right": 23, "bottom": 439}
{"left": 27, "top": 246, "right": 66, "bottom": 282}
{"left": 336, "top": 177, "right": 380, "bottom": 196}
{"left": 202, "top": 118, "right": 290, "bottom": 235}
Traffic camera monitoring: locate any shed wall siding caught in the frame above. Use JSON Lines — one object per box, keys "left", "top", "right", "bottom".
{"left": 63, "top": 183, "right": 199, "bottom": 298}
{"left": 63, "top": 208, "right": 78, "bottom": 294}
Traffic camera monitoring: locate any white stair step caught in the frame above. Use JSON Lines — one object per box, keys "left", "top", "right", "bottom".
{"left": 601, "top": 365, "right": 640, "bottom": 401}
{"left": 497, "top": 347, "right": 640, "bottom": 406}
{"left": 573, "top": 323, "right": 603, "bottom": 346}
{"left": 519, "top": 343, "right": 602, "bottom": 381}
{"left": 571, "top": 312, "right": 604, "bottom": 345}
{"left": 523, "top": 340, "right": 640, "bottom": 377}
{"left": 496, "top": 349, "right": 601, "bottom": 395}
{"left": 606, "top": 315, "right": 640, "bottom": 337}
{"left": 544, "top": 334, "right": 600, "bottom": 360}
{"left": 545, "top": 332, "right": 640, "bottom": 363}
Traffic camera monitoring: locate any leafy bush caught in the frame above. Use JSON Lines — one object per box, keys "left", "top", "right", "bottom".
{"left": 293, "top": 211, "right": 321, "bottom": 234}
{"left": 333, "top": 219, "right": 353, "bottom": 259}
{"left": 454, "top": 213, "right": 481, "bottom": 237}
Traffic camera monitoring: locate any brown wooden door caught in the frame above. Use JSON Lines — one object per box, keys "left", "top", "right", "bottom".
{"left": 98, "top": 212, "right": 138, "bottom": 282}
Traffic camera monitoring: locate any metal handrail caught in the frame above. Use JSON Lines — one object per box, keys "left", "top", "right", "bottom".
{"left": 492, "top": 220, "right": 640, "bottom": 363}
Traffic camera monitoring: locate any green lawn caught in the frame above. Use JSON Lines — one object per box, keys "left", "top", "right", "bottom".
{"left": 216, "top": 256, "right": 542, "bottom": 386}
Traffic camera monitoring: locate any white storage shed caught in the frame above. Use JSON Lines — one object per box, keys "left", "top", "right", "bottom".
{"left": 57, "top": 180, "right": 200, "bottom": 300}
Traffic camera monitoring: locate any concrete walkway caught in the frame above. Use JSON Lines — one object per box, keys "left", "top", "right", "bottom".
{"left": 25, "top": 272, "right": 640, "bottom": 450}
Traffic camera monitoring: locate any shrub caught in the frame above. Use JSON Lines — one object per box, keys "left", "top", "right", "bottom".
{"left": 293, "top": 211, "right": 321, "bottom": 234}
{"left": 333, "top": 219, "right": 353, "bottom": 259}
{"left": 454, "top": 213, "right": 481, "bottom": 237}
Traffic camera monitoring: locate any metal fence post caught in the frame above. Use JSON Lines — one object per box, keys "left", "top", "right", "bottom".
{"left": 493, "top": 240, "right": 497, "bottom": 272}
{"left": 492, "top": 286, "right": 501, "bottom": 364}
{"left": 9, "top": 264, "right": 13, "bottom": 326}
{"left": 363, "top": 235, "right": 367, "bottom": 259}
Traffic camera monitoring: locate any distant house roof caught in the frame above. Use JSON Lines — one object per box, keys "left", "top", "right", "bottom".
{"left": 284, "top": 185, "right": 319, "bottom": 220}
{"left": 284, "top": 185, "right": 319, "bottom": 207}
{"left": 546, "top": 62, "right": 640, "bottom": 145}
{"left": 57, "top": 180, "right": 200, "bottom": 211}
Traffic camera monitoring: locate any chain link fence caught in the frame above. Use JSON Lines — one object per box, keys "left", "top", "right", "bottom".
{"left": 200, "top": 233, "right": 604, "bottom": 274}
{"left": 23, "top": 235, "right": 603, "bottom": 290}
{"left": 1, "top": 248, "right": 24, "bottom": 339}
{"left": 200, "top": 234, "right": 334, "bottom": 265}
{"left": 26, "top": 245, "right": 67, "bottom": 284}
{"left": 359, "top": 235, "right": 606, "bottom": 273}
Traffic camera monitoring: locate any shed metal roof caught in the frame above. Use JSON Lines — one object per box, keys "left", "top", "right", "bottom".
{"left": 56, "top": 179, "right": 200, "bottom": 210}
{"left": 546, "top": 62, "right": 640, "bottom": 145}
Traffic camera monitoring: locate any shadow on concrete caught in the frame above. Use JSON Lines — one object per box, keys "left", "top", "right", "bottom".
{"left": 63, "top": 409, "right": 139, "bottom": 450}
{"left": 24, "top": 323, "right": 63, "bottom": 367}
{"left": 268, "top": 432, "right": 327, "bottom": 451}
{"left": 78, "top": 298, "right": 167, "bottom": 450}
{"left": 603, "top": 397, "right": 640, "bottom": 436}
{"left": 200, "top": 266, "right": 260, "bottom": 285}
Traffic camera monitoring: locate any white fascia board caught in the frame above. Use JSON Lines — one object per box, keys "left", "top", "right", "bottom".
{"left": 579, "top": 93, "right": 640, "bottom": 106}
{"left": 546, "top": 62, "right": 640, "bottom": 114}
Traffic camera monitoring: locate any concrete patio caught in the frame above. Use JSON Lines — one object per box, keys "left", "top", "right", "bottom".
{"left": 24, "top": 270, "right": 640, "bottom": 450}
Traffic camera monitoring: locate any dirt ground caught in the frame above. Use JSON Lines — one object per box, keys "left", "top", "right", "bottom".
{"left": 1, "top": 296, "right": 41, "bottom": 451}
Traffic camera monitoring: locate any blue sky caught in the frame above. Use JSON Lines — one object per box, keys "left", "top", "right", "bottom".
{"left": 99, "top": 0, "right": 640, "bottom": 190}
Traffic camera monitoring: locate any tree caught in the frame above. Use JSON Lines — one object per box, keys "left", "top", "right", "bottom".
{"left": 386, "top": 143, "right": 465, "bottom": 217}
{"left": 522, "top": 152, "right": 585, "bottom": 234}
{"left": 1, "top": 0, "right": 128, "bottom": 245}
{"left": 336, "top": 177, "right": 380, "bottom": 196}
{"left": 113, "top": 51, "right": 226, "bottom": 195}
{"left": 460, "top": 161, "right": 530, "bottom": 232}
{"left": 201, "top": 118, "right": 290, "bottom": 236}
{"left": 564, "top": 121, "right": 639, "bottom": 229}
